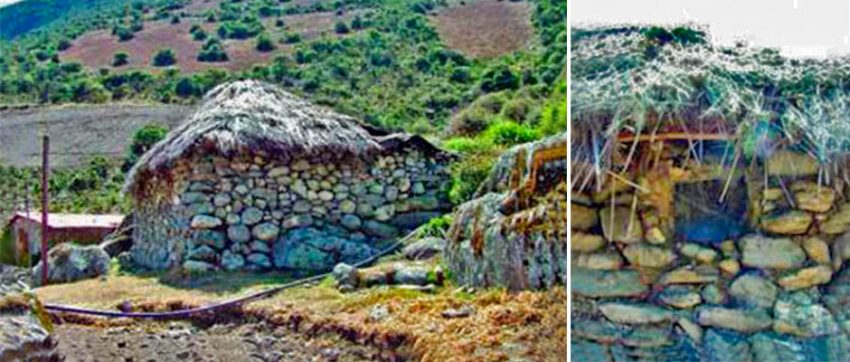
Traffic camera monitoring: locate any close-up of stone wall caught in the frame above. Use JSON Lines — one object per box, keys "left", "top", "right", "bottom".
{"left": 571, "top": 147, "right": 850, "bottom": 360}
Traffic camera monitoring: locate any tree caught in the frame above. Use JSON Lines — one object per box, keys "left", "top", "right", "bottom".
{"left": 256, "top": 34, "right": 275, "bottom": 52}
{"left": 152, "top": 48, "right": 177, "bottom": 67}
{"left": 122, "top": 124, "right": 168, "bottom": 171}
{"left": 113, "top": 52, "right": 129, "bottom": 66}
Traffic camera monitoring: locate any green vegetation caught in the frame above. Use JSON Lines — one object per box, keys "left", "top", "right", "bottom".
{"left": 112, "top": 52, "right": 129, "bottom": 67}
{"left": 197, "top": 38, "right": 228, "bottom": 62}
{"left": 122, "top": 124, "right": 168, "bottom": 172}
{"left": 0, "top": 0, "right": 566, "bottom": 208}
{"left": 256, "top": 33, "right": 276, "bottom": 52}
{"left": 152, "top": 48, "right": 177, "bottom": 67}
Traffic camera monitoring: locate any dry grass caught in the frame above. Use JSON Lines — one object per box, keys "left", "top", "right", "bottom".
{"left": 36, "top": 264, "right": 565, "bottom": 361}
{"left": 430, "top": 0, "right": 534, "bottom": 59}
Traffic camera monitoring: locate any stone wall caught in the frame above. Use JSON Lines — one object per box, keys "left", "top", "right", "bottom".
{"left": 130, "top": 147, "right": 451, "bottom": 272}
{"left": 571, "top": 149, "right": 850, "bottom": 360}
{"left": 445, "top": 134, "right": 567, "bottom": 290}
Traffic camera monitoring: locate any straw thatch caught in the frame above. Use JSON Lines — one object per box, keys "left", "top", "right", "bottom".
{"left": 123, "top": 80, "right": 383, "bottom": 193}
{"left": 572, "top": 24, "right": 850, "bottom": 174}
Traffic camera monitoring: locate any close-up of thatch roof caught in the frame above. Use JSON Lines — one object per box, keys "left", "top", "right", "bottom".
{"left": 123, "top": 80, "right": 383, "bottom": 192}
{"left": 571, "top": 24, "right": 850, "bottom": 171}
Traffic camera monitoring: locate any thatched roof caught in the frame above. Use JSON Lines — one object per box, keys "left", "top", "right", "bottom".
{"left": 124, "top": 80, "right": 383, "bottom": 192}
{"left": 572, "top": 24, "right": 850, "bottom": 167}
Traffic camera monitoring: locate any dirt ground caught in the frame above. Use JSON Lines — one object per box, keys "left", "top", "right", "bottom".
{"left": 36, "top": 265, "right": 567, "bottom": 362}
{"left": 55, "top": 321, "right": 379, "bottom": 362}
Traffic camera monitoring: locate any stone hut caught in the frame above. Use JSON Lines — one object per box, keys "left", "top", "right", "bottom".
{"left": 123, "top": 80, "right": 453, "bottom": 272}
{"left": 571, "top": 25, "right": 850, "bottom": 359}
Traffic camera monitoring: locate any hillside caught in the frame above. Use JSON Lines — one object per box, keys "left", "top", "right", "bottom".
{"left": 0, "top": 0, "right": 130, "bottom": 39}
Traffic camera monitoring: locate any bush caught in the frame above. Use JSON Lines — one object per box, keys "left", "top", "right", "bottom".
{"left": 500, "top": 97, "right": 533, "bottom": 123}
{"left": 482, "top": 120, "right": 540, "bottom": 146}
{"left": 197, "top": 39, "right": 228, "bottom": 62}
{"left": 450, "top": 66, "right": 471, "bottom": 83}
{"left": 480, "top": 64, "right": 520, "bottom": 93}
{"left": 123, "top": 124, "right": 168, "bottom": 171}
{"left": 335, "top": 21, "right": 350, "bottom": 34}
{"left": 442, "top": 137, "right": 494, "bottom": 154}
{"left": 449, "top": 106, "right": 491, "bottom": 136}
{"left": 256, "top": 34, "right": 275, "bottom": 52}
{"left": 175, "top": 77, "right": 196, "bottom": 98}
{"left": 152, "top": 48, "right": 177, "bottom": 67}
{"left": 57, "top": 38, "right": 72, "bottom": 51}
{"left": 171, "top": 15, "right": 180, "bottom": 24}
{"left": 112, "top": 52, "right": 129, "bottom": 66}
{"left": 192, "top": 29, "right": 208, "bottom": 41}
{"left": 420, "top": 214, "right": 453, "bottom": 238}
{"left": 449, "top": 154, "right": 496, "bottom": 205}
{"left": 283, "top": 32, "right": 301, "bottom": 44}
{"left": 115, "top": 26, "right": 134, "bottom": 41}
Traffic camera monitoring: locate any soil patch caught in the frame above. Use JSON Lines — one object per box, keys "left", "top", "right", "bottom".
{"left": 430, "top": 0, "right": 533, "bottom": 58}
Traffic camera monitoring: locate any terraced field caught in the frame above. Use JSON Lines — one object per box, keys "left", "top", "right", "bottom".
{"left": 430, "top": 0, "right": 534, "bottom": 58}
{"left": 0, "top": 104, "right": 192, "bottom": 168}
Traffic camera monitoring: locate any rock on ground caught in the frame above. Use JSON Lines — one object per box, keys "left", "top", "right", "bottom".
{"left": 31, "top": 243, "right": 110, "bottom": 286}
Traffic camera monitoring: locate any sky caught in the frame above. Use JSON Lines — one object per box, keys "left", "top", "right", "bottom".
{"left": 572, "top": 0, "right": 850, "bottom": 58}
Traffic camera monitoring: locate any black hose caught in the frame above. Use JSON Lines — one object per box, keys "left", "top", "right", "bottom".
{"left": 44, "top": 233, "right": 412, "bottom": 319}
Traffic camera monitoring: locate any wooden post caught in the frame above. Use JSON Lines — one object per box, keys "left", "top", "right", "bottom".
{"left": 40, "top": 134, "right": 49, "bottom": 286}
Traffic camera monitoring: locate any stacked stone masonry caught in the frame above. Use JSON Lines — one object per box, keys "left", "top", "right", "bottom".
{"left": 571, "top": 149, "right": 850, "bottom": 360}
{"left": 132, "top": 148, "right": 451, "bottom": 272}
{"left": 445, "top": 134, "right": 567, "bottom": 291}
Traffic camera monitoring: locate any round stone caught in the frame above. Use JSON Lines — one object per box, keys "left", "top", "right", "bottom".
{"left": 252, "top": 222, "right": 280, "bottom": 241}
{"left": 412, "top": 182, "right": 426, "bottom": 194}
{"left": 341, "top": 214, "right": 362, "bottom": 230}
{"left": 319, "top": 191, "right": 334, "bottom": 201}
{"left": 227, "top": 224, "right": 251, "bottom": 243}
{"left": 340, "top": 200, "right": 357, "bottom": 214}
{"left": 241, "top": 207, "right": 264, "bottom": 225}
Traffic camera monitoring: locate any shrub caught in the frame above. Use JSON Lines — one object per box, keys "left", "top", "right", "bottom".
{"left": 171, "top": 15, "right": 180, "bottom": 24}
{"left": 442, "top": 137, "right": 494, "bottom": 154}
{"left": 450, "top": 66, "right": 471, "bottom": 83}
{"left": 482, "top": 120, "right": 541, "bottom": 146}
{"left": 334, "top": 21, "right": 349, "bottom": 34}
{"left": 480, "top": 64, "right": 520, "bottom": 93}
{"left": 449, "top": 154, "right": 496, "bottom": 205}
{"left": 449, "top": 106, "right": 491, "bottom": 136}
{"left": 112, "top": 52, "right": 129, "bottom": 66}
{"left": 283, "top": 32, "right": 302, "bottom": 44}
{"left": 192, "top": 29, "right": 208, "bottom": 41}
{"left": 351, "top": 15, "right": 364, "bottom": 30}
{"left": 152, "top": 48, "right": 177, "bottom": 66}
{"left": 175, "top": 77, "right": 196, "bottom": 98}
{"left": 115, "top": 26, "right": 134, "bottom": 41}
{"left": 197, "top": 39, "right": 228, "bottom": 62}
{"left": 275, "top": 19, "right": 285, "bottom": 27}
{"left": 420, "top": 214, "right": 453, "bottom": 238}
{"left": 123, "top": 124, "right": 168, "bottom": 171}
{"left": 57, "top": 38, "right": 72, "bottom": 51}
{"left": 500, "top": 97, "right": 533, "bottom": 123}
{"left": 256, "top": 34, "right": 275, "bottom": 52}
{"left": 539, "top": 95, "right": 566, "bottom": 135}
